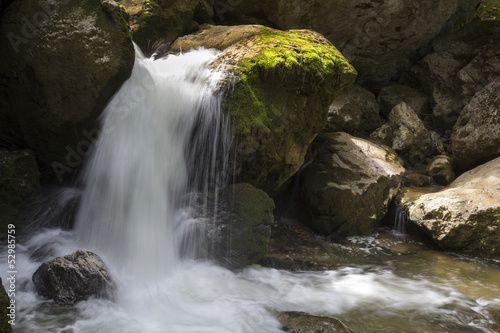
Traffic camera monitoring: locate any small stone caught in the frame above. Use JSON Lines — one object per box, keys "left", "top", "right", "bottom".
{"left": 32, "top": 250, "right": 115, "bottom": 305}
{"left": 426, "top": 155, "right": 455, "bottom": 186}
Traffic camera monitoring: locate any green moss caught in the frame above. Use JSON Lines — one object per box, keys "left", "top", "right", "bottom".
{"left": 224, "top": 28, "right": 356, "bottom": 135}
{"left": 476, "top": 0, "right": 500, "bottom": 20}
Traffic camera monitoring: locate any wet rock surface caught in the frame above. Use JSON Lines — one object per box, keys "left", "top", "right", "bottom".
{"left": 32, "top": 249, "right": 115, "bottom": 305}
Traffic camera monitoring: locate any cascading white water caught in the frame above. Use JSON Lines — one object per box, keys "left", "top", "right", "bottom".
{"left": 74, "top": 45, "right": 228, "bottom": 280}
{"left": 393, "top": 206, "right": 406, "bottom": 234}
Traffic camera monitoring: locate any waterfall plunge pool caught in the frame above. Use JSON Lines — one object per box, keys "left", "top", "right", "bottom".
{"left": 2, "top": 225, "right": 500, "bottom": 332}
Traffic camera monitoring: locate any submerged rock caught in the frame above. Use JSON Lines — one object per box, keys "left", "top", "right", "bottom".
{"left": 170, "top": 25, "right": 356, "bottom": 194}
{"left": 32, "top": 250, "right": 115, "bottom": 305}
{"left": 451, "top": 76, "right": 500, "bottom": 171}
{"left": 300, "top": 132, "right": 405, "bottom": 239}
{"left": 0, "top": 148, "right": 40, "bottom": 233}
{"left": 211, "top": 183, "right": 275, "bottom": 269}
{"left": 0, "top": 0, "right": 134, "bottom": 178}
{"left": 407, "top": 157, "right": 500, "bottom": 258}
{"left": 277, "top": 311, "right": 352, "bottom": 333}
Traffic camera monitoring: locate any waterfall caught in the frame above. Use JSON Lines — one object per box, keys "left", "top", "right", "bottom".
{"left": 74, "top": 45, "right": 229, "bottom": 280}
{"left": 393, "top": 206, "right": 407, "bottom": 234}
{"left": 6, "top": 43, "right": 497, "bottom": 333}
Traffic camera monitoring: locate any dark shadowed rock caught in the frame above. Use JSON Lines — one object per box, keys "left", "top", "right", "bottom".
{"left": 412, "top": 20, "right": 500, "bottom": 128}
{"left": 326, "top": 84, "right": 381, "bottom": 135}
{"left": 127, "top": 0, "right": 214, "bottom": 54}
{"left": 211, "top": 183, "right": 275, "bottom": 269}
{"left": 0, "top": 0, "right": 134, "bottom": 178}
{"left": 32, "top": 249, "right": 115, "bottom": 305}
{"left": 0, "top": 148, "right": 40, "bottom": 233}
{"left": 377, "top": 84, "right": 429, "bottom": 117}
{"left": 426, "top": 155, "right": 455, "bottom": 186}
{"left": 451, "top": 76, "right": 500, "bottom": 171}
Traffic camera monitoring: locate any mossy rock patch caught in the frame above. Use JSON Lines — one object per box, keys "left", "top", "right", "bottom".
{"left": 171, "top": 25, "right": 356, "bottom": 193}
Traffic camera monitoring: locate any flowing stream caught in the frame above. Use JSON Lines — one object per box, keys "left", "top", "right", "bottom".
{"left": 1, "top": 47, "right": 500, "bottom": 333}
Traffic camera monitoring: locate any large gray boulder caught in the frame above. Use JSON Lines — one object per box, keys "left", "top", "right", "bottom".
{"left": 0, "top": 0, "right": 135, "bottom": 179}
{"left": 407, "top": 157, "right": 500, "bottom": 258}
{"left": 451, "top": 76, "right": 500, "bottom": 171}
{"left": 412, "top": 20, "right": 500, "bottom": 129}
{"left": 211, "top": 183, "right": 275, "bottom": 269}
{"left": 32, "top": 249, "right": 115, "bottom": 305}
{"left": 300, "top": 132, "right": 405, "bottom": 238}
{"left": 213, "top": 0, "right": 479, "bottom": 87}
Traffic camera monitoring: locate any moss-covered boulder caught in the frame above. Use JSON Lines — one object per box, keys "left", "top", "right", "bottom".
{"left": 407, "top": 157, "right": 500, "bottom": 258}
{"left": 128, "top": 0, "right": 213, "bottom": 54}
{"left": 0, "top": 278, "right": 12, "bottom": 333}
{"left": 300, "top": 132, "right": 405, "bottom": 239}
{"left": 0, "top": 148, "right": 40, "bottom": 234}
{"left": 211, "top": 183, "right": 275, "bottom": 269}
{"left": 451, "top": 76, "right": 500, "bottom": 171}
{"left": 0, "top": 0, "right": 134, "bottom": 179}
{"left": 170, "top": 25, "right": 356, "bottom": 193}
